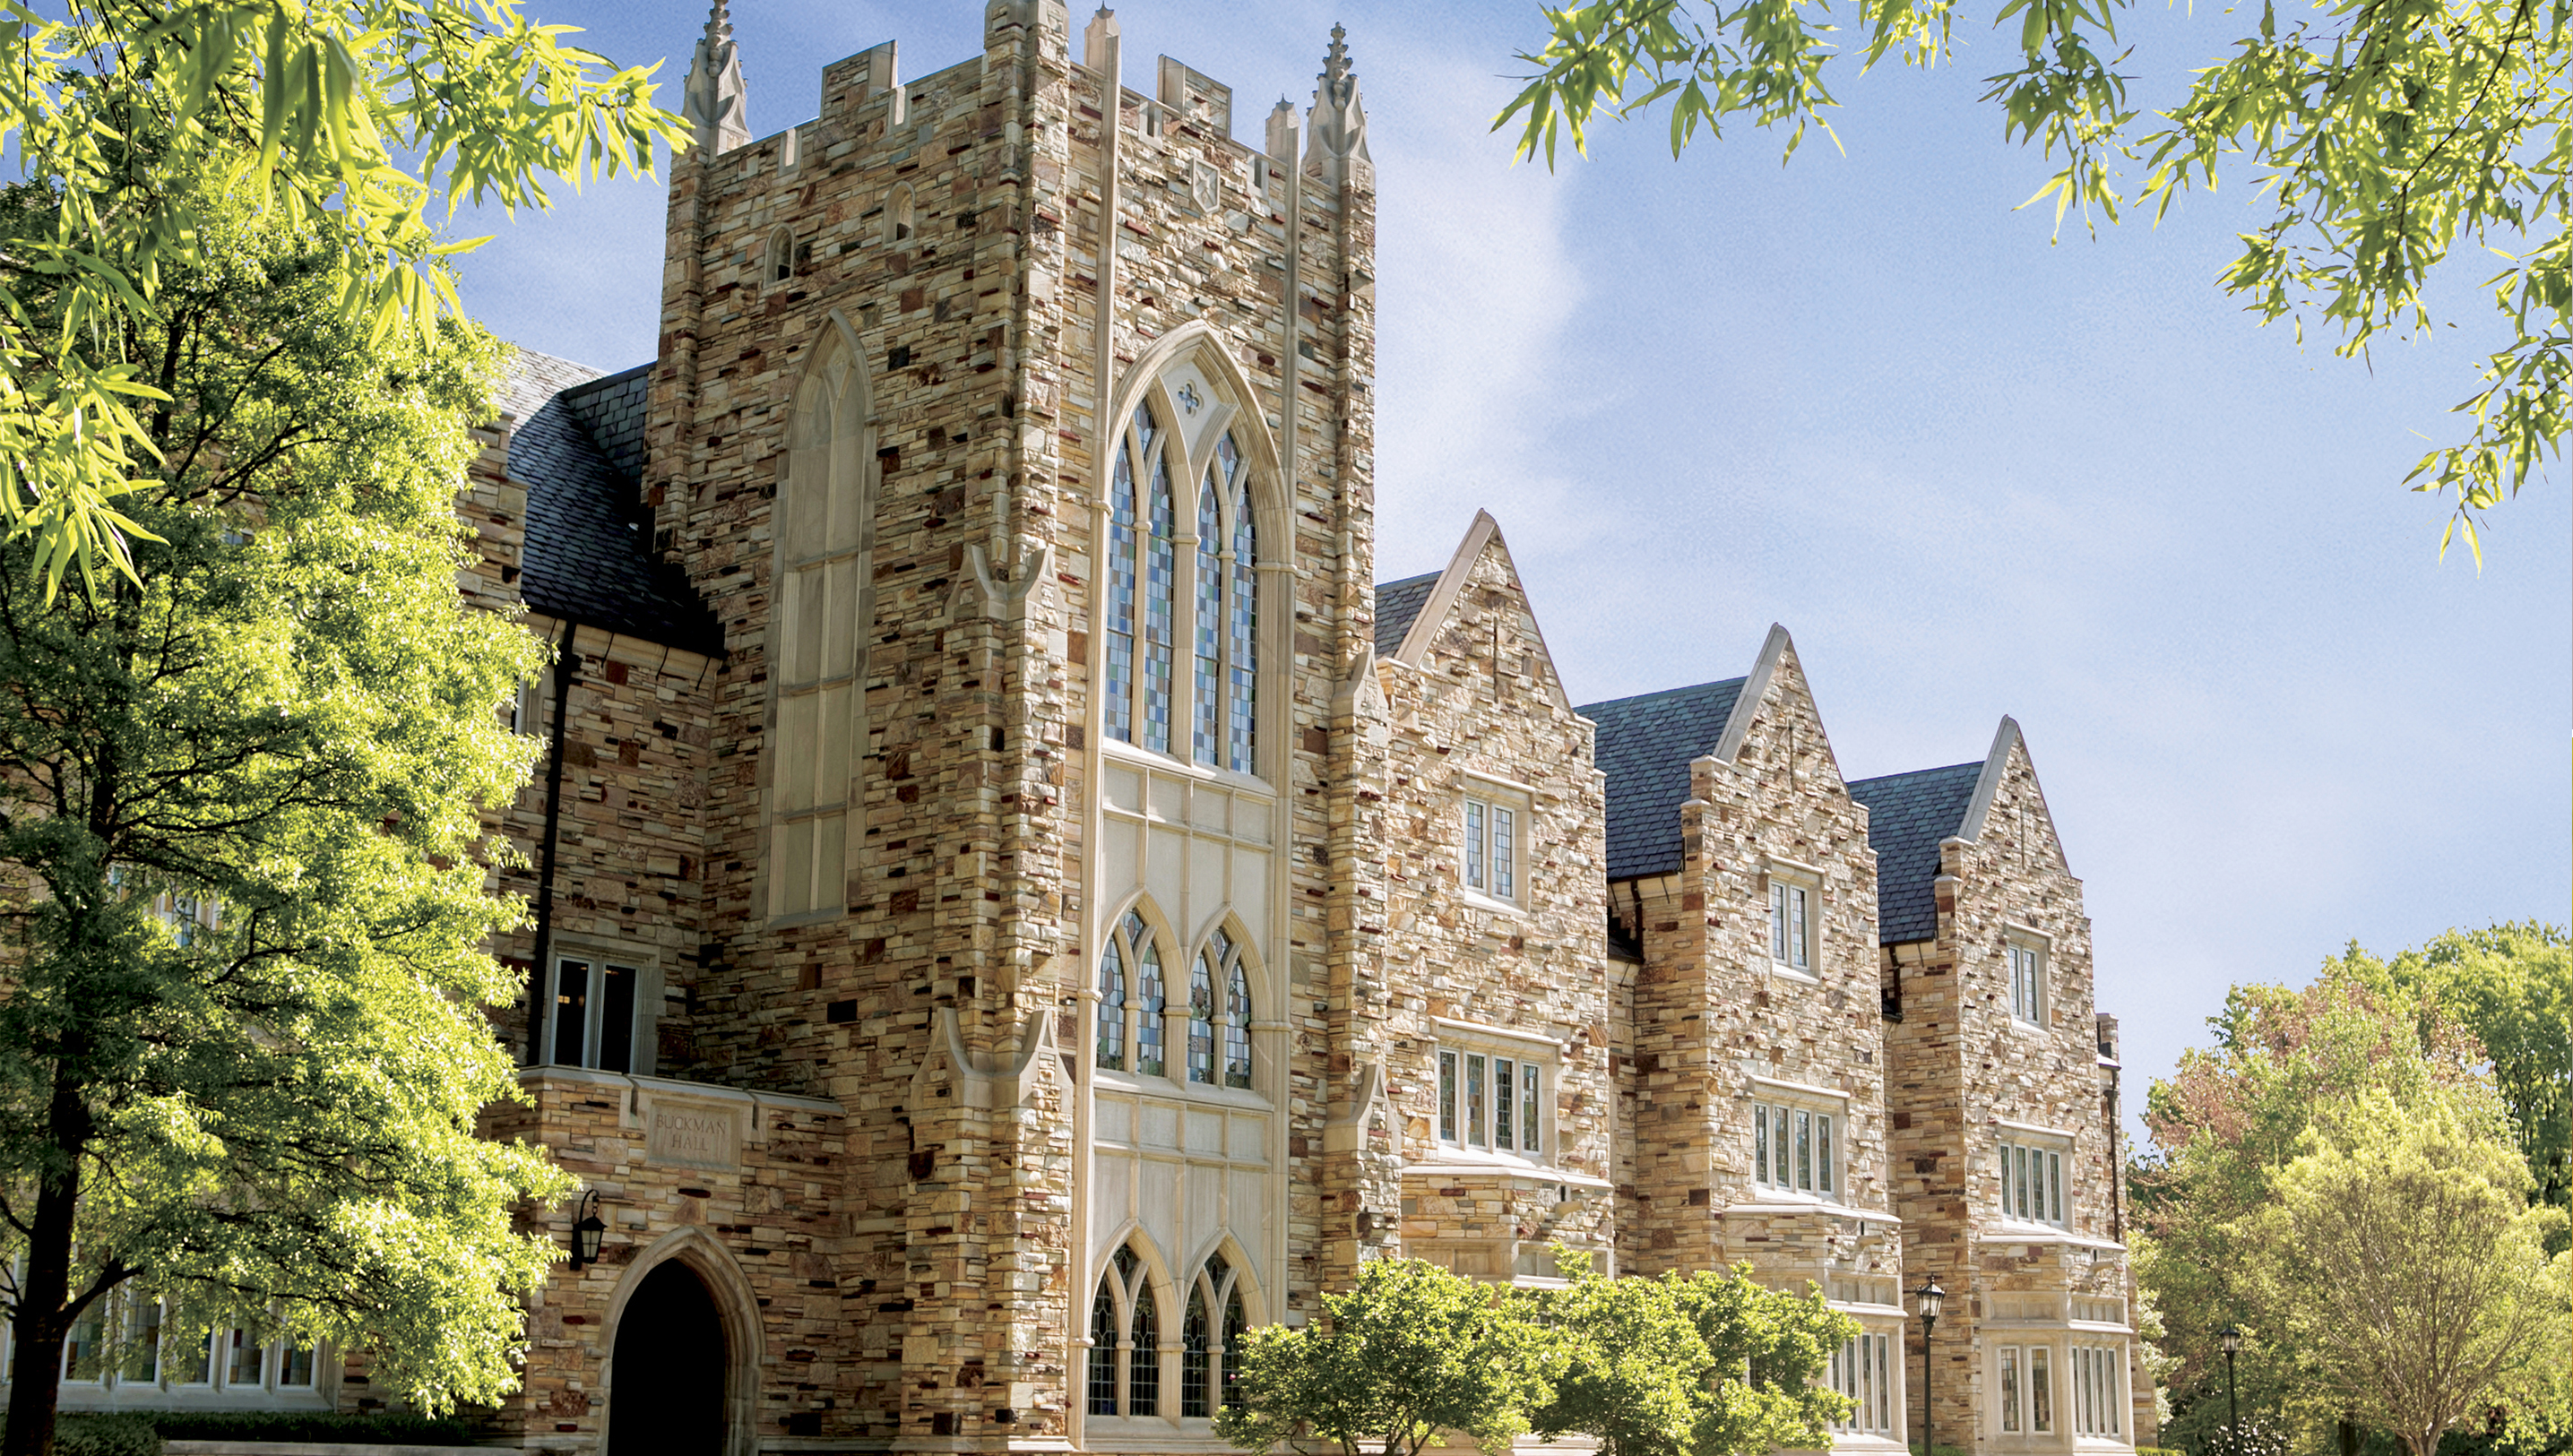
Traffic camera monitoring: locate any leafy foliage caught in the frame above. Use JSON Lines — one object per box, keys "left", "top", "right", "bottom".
{"left": 2327, "top": 924, "right": 2573, "bottom": 1214}
{"left": 2239, "top": 1089, "right": 2569, "bottom": 1456}
{"left": 0, "top": 174, "right": 566, "bottom": 1456}
{"left": 1495, "top": 0, "right": 2573, "bottom": 556}
{"left": 1529, "top": 1256, "right": 1856, "bottom": 1456}
{"left": 1215, "top": 1257, "right": 1555, "bottom": 1456}
{"left": 1215, "top": 1252, "right": 1855, "bottom": 1456}
{"left": 0, "top": 0, "right": 685, "bottom": 600}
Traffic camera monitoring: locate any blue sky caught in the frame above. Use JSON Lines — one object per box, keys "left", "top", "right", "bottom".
{"left": 457, "top": 0, "right": 2573, "bottom": 1139}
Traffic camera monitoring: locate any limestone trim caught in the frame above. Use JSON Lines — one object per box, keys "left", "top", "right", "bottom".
{"left": 1708, "top": 624, "right": 1791, "bottom": 766}
{"left": 912, "top": 1004, "right": 1058, "bottom": 1110}
{"left": 519, "top": 614, "right": 721, "bottom": 680}
{"left": 1429, "top": 1015, "right": 1565, "bottom": 1050}
{"left": 1399, "top": 1161, "right": 1613, "bottom": 1190}
{"left": 596, "top": 1226, "right": 766, "bottom": 1456}
{"left": 1721, "top": 1198, "right": 1904, "bottom": 1224}
{"left": 1956, "top": 715, "right": 2023, "bottom": 842}
{"left": 1974, "top": 1228, "right": 2126, "bottom": 1252}
{"left": 1746, "top": 1072, "right": 1853, "bottom": 1105}
{"left": 1993, "top": 1116, "right": 2079, "bottom": 1140}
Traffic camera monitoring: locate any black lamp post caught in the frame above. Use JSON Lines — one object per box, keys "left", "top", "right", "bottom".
{"left": 1912, "top": 1279, "right": 1945, "bottom": 1456}
{"left": 2219, "top": 1326, "right": 2244, "bottom": 1456}
{"left": 569, "top": 1190, "right": 606, "bottom": 1271}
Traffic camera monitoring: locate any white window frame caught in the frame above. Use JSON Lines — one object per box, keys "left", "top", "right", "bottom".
{"left": 1996, "top": 1343, "right": 2057, "bottom": 1437}
{"left": 1996, "top": 1130, "right": 2070, "bottom": 1228}
{"left": 1766, "top": 866, "right": 1820, "bottom": 977}
{"left": 1828, "top": 1327, "right": 1898, "bottom": 1435}
{"left": 2071, "top": 1344, "right": 2127, "bottom": 1438}
{"left": 1748, "top": 1090, "right": 1842, "bottom": 1200}
{"left": 1432, "top": 1026, "right": 1554, "bottom": 1163}
{"left": 1460, "top": 781, "right": 1530, "bottom": 908}
{"left": 30, "top": 1289, "right": 332, "bottom": 1404}
{"left": 2007, "top": 931, "right": 2049, "bottom": 1026}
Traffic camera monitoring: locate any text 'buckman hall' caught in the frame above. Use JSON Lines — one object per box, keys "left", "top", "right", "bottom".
{"left": 56, "top": 3, "right": 2159, "bottom": 1452}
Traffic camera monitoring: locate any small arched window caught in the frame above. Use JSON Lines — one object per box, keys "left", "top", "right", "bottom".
{"left": 1181, "top": 1252, "right": 1247, "bottom": 1418}
{"left": 1088, "top": 1244, "right": 1161, "bottom": 1417}
{"left": 764, "top": 225, "right": 794, "bottom": 284}
{"left": 1096, "top": 934, "right": 1127, "bottom": 1072}
{"left": 1098, "top": 909, "right": 1167, "bottom": 1079}
{"left": 887, "top": 185, "right": 915, "bottom": 244}
{"left": 1188, "top": 927, "right": 1254, "bottom": 1090}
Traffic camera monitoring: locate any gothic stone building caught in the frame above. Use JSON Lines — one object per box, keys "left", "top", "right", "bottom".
{"left": 40, "top": 4, "right": 2151, "bottom": 1452}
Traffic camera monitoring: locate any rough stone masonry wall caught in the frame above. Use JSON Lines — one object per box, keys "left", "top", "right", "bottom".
{"left": 1623, "top": 639, "right": 1903, "bottom": 1301}
{"left": 1374, "top": 533, "right": 1616, "bottom": 1276}
{"left": 481, "top": 1071, "right": 842, "bottom": 1455}
{"left": 602, "top": 3, "right": 1380, "bottom": 1448}
{"left": 1884, "top": 734, "right": 2135, "bottom": 1449}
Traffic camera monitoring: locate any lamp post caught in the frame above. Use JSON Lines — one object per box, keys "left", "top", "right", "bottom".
{"left": 1912, "top": 1279, "right": 1945, "bottom": 1456}
{"left": 2219, "top": 1326, "right": 2244, "bottom": 1456}
{"left": 568, "top": 1190, "right": 606, "bottom": 1271}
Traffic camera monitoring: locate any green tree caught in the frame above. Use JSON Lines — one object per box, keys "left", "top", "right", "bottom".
{"left": 2239, "top": 1088, "right": 2570, "bottom": 1456}
{"left": 1529, "top": 1257, "right": 1855, "bottom": 1456}
{"left": 1495, "top": 0, "right": 2570, "bottom": 556}
{"left": 0, "top": 171, "right": 566, "bottom": 1456}
{"left": 2328, "top": 924, "right": 2573, "bottom": 1214}
{"left": 0, "top": 0, "right": 684, "bottom": 599}
{"left": 1216, "top": 1257, "right": 1556, "bottom": 1456}
{"left": 2131, "top": 965, "right": 2486, "bottom": 1445}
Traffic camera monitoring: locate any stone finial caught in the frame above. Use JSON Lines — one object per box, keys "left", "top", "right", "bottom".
{"left": 1306, "top": 22, "right": 1369, "bottom": 182}
{"left": 1265, "top": 96, "right": 1298, "bottom": 163}
{"left": 681, "top": 0, "right": 753, "bottom": 158}
{"left": 1083, "top": 6, "right": 1120, "bottom": 74}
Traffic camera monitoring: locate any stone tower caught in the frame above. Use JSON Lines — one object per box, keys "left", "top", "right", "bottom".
{"left": 628, "top": 1, "right": 1382, "bottom": 1443}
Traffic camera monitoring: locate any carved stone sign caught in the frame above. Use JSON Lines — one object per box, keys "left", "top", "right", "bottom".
{"left": 646, "top": 1099, "right": 742, "bottom": 1170}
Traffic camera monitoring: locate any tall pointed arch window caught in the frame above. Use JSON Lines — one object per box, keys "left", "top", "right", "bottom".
{"left": 772, "top": 334, "right": 871, "bottom": 918}
{"left": 1097, "top": 909, "right": 1168, "bottom": 1079}
{"left": 1100, "top": 385, "right": 1259, "bottom": 774}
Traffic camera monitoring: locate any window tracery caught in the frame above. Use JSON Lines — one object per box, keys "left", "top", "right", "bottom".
{"left": 1100, "top": 377, "right": 1260, "bottom": 774}
{"left": 1097, "top": 909, "right": 1169, "bottom": 1079}
{"left": 1186, "top": 926, "right": 1253, "bottom": 1089}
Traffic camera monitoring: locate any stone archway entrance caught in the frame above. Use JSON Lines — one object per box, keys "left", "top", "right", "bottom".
{"left": 608, "top": 1261, "right": 730, "bottom": 1456}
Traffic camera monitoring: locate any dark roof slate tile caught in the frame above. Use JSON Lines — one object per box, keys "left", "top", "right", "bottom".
{"left": 1845, "top": 762, "right": 1983, "bottom": 944}
{"left": 500, "top": 350, "right": 722, "bottom": 657}
{"left": 1578, "top": 679, "right": 1748, "bottom": 882}
{"left": 1375, "top": 572, "right": 1438, "bottom": 659}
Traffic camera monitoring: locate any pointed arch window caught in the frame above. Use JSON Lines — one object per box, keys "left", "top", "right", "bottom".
{"left": 1187, "top": 927, "right": 1254, "bottom": 1089}
{"left": 1089, "top": 1245, "right": 1163, "bottom": 1418}
{"left": 1100, "top": 395, "right": 1259, "bottom": 775}
{"left": 1097, "top": 909, "right": 1168, "bottom": 1079}
{"left": 771, "top": 335, "right": 871, "bottom": 918}
{"left": 1181, "top": 1252, "right": 1248, "bottom": 1418}
{"left": 764, "top": 225, "right": 794, "bottom": 284}
{"left": 886, "top": 185, "right": 915, "bottom": 244}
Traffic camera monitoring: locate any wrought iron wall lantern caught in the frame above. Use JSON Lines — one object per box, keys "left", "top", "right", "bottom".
{"left": 568, "top": 1190, "right": 607, "bottom": 1270}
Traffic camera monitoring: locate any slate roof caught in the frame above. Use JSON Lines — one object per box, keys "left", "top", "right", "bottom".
{"left": 1845, "top": 762, "right": 1983, "bottom": 944}
{"left": 499, "top": 351, "right": 723, "bottom": 657}
{"left": 1375, "top": 572, "right": 1438, "bottom": 659}
{"left": 1578, "top": 679, "right": 1748, "bottom": 882}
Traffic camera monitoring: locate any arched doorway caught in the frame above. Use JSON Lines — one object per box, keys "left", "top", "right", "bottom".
{"left": 607, "top": 1261, "right": 730, "bottom": 1456}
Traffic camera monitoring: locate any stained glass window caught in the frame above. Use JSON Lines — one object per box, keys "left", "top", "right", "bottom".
{"left": 1135, "top": 914, "right": 1167, "bottom": 1079}
{"left": 1105, "top": 421, "right": 1141, "bottom": 744}
{"left": 1187, "top": 944, "right": 1216, "bottom": 1084}
{"left": 1097, "top": 935, "right": 1127, "bottom": 1072}
{"left": 1143, "top": 445, "right": 1176, "bottom": 755}
{"left": 1194, "top": 477, "right": 1223, "bottom": 765}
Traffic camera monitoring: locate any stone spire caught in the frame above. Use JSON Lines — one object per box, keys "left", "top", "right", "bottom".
{"left": 1305, "top": 23, "right": 1369, "bottom": 182}
{"left": 681, "top": 0, "right": 752, "bottom": 157}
